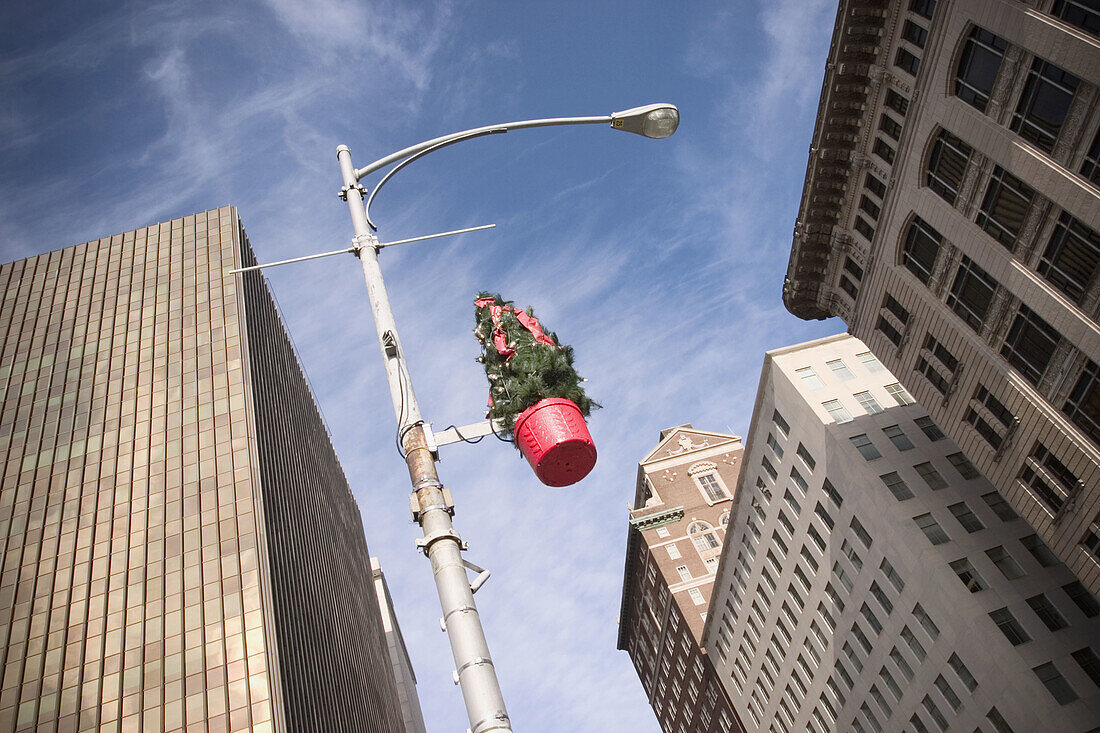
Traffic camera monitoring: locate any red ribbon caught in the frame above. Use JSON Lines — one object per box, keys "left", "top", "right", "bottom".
{"left": 475, "top": 297, "right": 557, "bottom": 359}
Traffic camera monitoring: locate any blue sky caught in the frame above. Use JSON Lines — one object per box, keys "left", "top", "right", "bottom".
{"left": 1, "top": 1, "right": 842, "bottom": 729}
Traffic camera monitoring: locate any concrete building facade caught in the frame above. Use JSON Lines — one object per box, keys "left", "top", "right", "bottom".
{"left": 0, "top": 207, "right": 406, "bottom": 732}
{"left": 616, "top": 426, "right": 746, "bottom": 733}
{"left": 783, "top": 0, "right": 1100, "bottom": 592}
{"left": 703, "top": 334, "right": 1100, "bottom": 733}
{"left": 370, "top": 558, "right": 427, "bottom": 733}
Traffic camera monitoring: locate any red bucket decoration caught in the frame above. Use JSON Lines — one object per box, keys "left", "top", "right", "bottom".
{"left": 513, "top": 398, "right": 597, "bottom": 487}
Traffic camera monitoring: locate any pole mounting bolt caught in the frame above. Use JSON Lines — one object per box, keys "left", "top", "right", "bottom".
{"left": 338, "top": 183, "right": 367, "bottom": 201}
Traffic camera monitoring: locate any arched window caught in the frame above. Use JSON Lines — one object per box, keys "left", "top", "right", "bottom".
{"left": 689, "top": 522, "right": 721, "bottom": 553}
{"left": 719, "top": 511, "right": 731, "bottom": 528}
{"left": 954, "top": 26, "right": 1007, "bottom": 113}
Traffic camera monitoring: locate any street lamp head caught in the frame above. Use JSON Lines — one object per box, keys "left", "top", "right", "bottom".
{"left": 610, "top": 103, "right": 680, "bottom": 139}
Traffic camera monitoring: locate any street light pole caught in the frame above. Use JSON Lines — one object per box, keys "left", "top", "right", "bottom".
{"left": 335, "top": 104, "right": 679, "bottom": 732}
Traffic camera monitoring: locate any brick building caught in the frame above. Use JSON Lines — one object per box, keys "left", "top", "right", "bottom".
{"left": 616, "top": 426, "right": 746, "bottom": 733}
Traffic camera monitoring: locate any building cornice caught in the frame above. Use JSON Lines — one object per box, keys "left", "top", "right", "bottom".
{"left": 784, "top": 0, "right": 889, "bottom": 320}
{"left": 629, "top": 506, "right": 685, "bottom": 531}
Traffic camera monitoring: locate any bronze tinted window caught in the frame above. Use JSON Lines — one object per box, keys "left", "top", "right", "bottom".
{"left": 1010, "top": 57, "right": 1080, "bottom": 153}
{"left": 978, "top": 166, "right": 1035, "bottom": 248}
{"left": 1000, "top": 305, "right": 1060, "bottom": 386}
{"left": 955, "top": 27, "right": 1006, "bottom": 112}
{"left": 927, "top": 130, "right": 972, "bottom": 204}
{"left": 1037, "top": 211, "right": 1100, "bottom": 304}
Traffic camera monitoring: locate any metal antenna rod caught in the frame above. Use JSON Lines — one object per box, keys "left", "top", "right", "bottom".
{"left": 336, "top": 144, "right": 512, "bottom": 733}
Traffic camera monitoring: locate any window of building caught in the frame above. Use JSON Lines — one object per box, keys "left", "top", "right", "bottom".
{"left": 841, "top": 538, "right": 863, "bottom": 572}
{"left": 875, "top": 115, "right": 901, "bottom": 148}
{"left": 851, "top": 434, "right": 882, "bottom": 461}
{"left": 1071, "top": 647, "right": 1100, "bottom": 687}
{"left": 1019, "top": 442, "right": 1080, "bottom": 514}
{"left": 857, "top": 351, "right": 884, "bottom": 373}
{"left": 791, "top": 467, "right": 809, "bottom": 494}
{"left": 1051, "top": 0, "right": 1098, "bottom": 34}
{"left": 783, "top": 489, "right": 802, "bottom": 517}
{"left": 881, "top": 472, "right": 914, "bottom": 501}
{"left": 915, "top": 416, "right": 945, "bottom": 441}
{"left": 949, "top": 501, "right": 985, "bottom": 532}
{"left": 859, "top": 194, "right": 882, "bottom": 222}
{"left": 855, "top": 216, "right": 876, "bottom": 243}
{"left": 824, "top": 478, "right": 842, "bottom": 508}
{"left": 1063, "top": 359, "right": 1100, "bottom": 447}
{"left": 773, "top": 409, "right": 790, "bottom": 436}
{"left": 903, "top": 216, "right": 943, "bottom": 282}
{"left": 901, "top": 625, "right": 927, "bottom": 660}
{"left": 885, "top": 382, "right": 915, "bottom": 406}
{"left": 762, "top": 455, "right": 778, "bottom": 481}
{"left": 851, "top": 517, "right": 873, "bottom": 548}
{"left": 1064, "top": 581, "right": 1100, "bottom": 617}
{"left": 955, "top": 26, "right": 1006, "bottom": 112}
{"left": 870, "top": 582, "right": 894, "bottom": 616}
{"left": 946, "top": 653, "right": 977, "bottom": 692}
{"left": 1034, "top": 662, "right": 1079, "bottom": 704}
{"left": 696, "top": 472, "right": 727, "bottom": 502}
{"left": 864, "top": 172, "right": 887, "bottom": 200}
{"left": 879, "top": 666, "right": 903, "bottom": 701}
{"left": 880, "top": 559, "right": 904, "bottom": 594}
{"left": 947, "top": 452, "right": 980, "bottom": 479}
{"left": 915, "top": 461, "right": 947, "bottom": 490}
{"left": 903, "top": 19, "right": 928, "bottom": 48}
{"left": 967, "top": 384, "right": 1016, "bottom": 450}
{"left": 1011, "top": 57, "right": 1080, "bottom": 153}
{"left": 983, "top": 492, "right": 1019, "bottom": 521}
{"left": 950, "top": 557, "right": 989, "bottom": 592}
{"left": 766, "top": 432, "right": 784, "bottom": 458}
{"left": 978, "top": 166, "right": 1036, "bottom": 249}
{"left": 688, "top": 588, "right": 706, "bottom": 606}
{"left": 676, "top": 565, "right": 692, "bottom": 582}
{"left": 915, "top": 513, "right": 950, "bottom": 544}
{"left": 873, "top": 137, "right": 896, "bottom": 165}
{"left": 1037, "top": 211, "right": 1100, "bottom": 305}
{"left": 885, "top": 88, "right": 910, "bottom": 116}
{"left": 855, "top": 390, "right": 883, "bottom": 415}
{"left": 895, "top": 47, "right": 921, "bottom": 76}
{"left": 827, "top": 358, "right": 855, "bottom": 381}
{"left": 1016, "top": 535, "right": 1056, "bottom": 569}
{"left": 1001, "top": 305, "right": 1060, "bottom": 387}
{"left": 666, "top": 543, "right": 681, "bottom": 559}
{"left": 891, "top": 646, "right": 915, "bottom": 681}
{"left": 823, "top": 399, "right": 852, "bottom": 424}
{"left": 877, "top": 314, "right": 903, "bottom": 347}
{"left": 927, "top": 131, "right": 972, "bottom": 204}
{"left": 797, "top": 366, "right": 824, "bottom": 389}
{"left": 655, "top": 526, "right": 670, "bottom": 538}
{"left": 947, "top": 256, "right": 998, "bottom": 332}
{"left": 987, "top": 546, "right": 1025, "bottom": 579}
{"left": 800, "top": 545, "right": 819, "bottom": 574}
{"left": 917, "top": 333, "right": 958, "bottom": 395}
{"left": 814, "top": 502, "right": 834, "bottom": 532}
{"left": 884, "top": 424, "right": 915, "bottom": 451}
{"left": 841, "top": 256, "right": 864, "bottom": 300}
{"left": 690, "top": 522, "right": 721, "bottom": 553}
{"left": 990, "top": 607, "right": 1031, "bottom": 645}
{"left": 1028, "top": 593, "right": 1068, "bottom": 630}
{"left": 1084, "top": 514, "right": 1100, "bottom": 561}
{"left": 795, "top": 442, "right": 816, "bottom": 471}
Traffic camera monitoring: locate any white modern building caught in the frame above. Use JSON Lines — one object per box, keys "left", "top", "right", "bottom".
{"left": 702, "top": 334, "right": 1100, "bottom": 733}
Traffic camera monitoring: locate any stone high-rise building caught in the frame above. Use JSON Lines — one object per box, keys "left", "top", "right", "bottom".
{"left": 703, "top": 333, "right": 1100, "bottom": 733}
{"left": 616, "top": 425, "right": 746, "bottom": 733}
{"left": 782, "top": 0, "right": 1100, "bottom": 592}
{"left": 0, "top": 207, "right": 407, "bottom": 732}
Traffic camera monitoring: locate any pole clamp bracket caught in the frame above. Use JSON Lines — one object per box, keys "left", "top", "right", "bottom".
{"left": 415, "top": 530, "right": 466, "bottom": 554}
{"left": 470, "top": 713, "right": 513, "bottom": 733}
{"left": 338, "top": 183, "right": 367, "bottom": 201}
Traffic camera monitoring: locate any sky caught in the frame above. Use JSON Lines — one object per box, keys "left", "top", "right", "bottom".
{"left": 1, "top": 1, "right": 843, "bottom": 730}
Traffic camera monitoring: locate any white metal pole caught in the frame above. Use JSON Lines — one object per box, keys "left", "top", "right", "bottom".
{"left": 337, "top": 145, "right": 512, "bottom": 733}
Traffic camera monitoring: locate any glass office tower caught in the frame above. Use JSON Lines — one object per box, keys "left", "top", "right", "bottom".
{"left": 0, "top": 206, "right": 405, "bottom": 732}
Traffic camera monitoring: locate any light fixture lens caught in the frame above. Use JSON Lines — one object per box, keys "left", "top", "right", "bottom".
{"left": 642, "top": 107, "right": 679, "bottom": 139}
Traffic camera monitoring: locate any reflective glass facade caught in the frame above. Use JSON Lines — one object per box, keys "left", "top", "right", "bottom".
{"left": 0, "top": 207, "right": 404, "bottom": 732}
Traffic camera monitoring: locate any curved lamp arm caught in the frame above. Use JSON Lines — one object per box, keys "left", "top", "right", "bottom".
{"left": 352, "top": 103, "right": 679, "bottom": 181}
